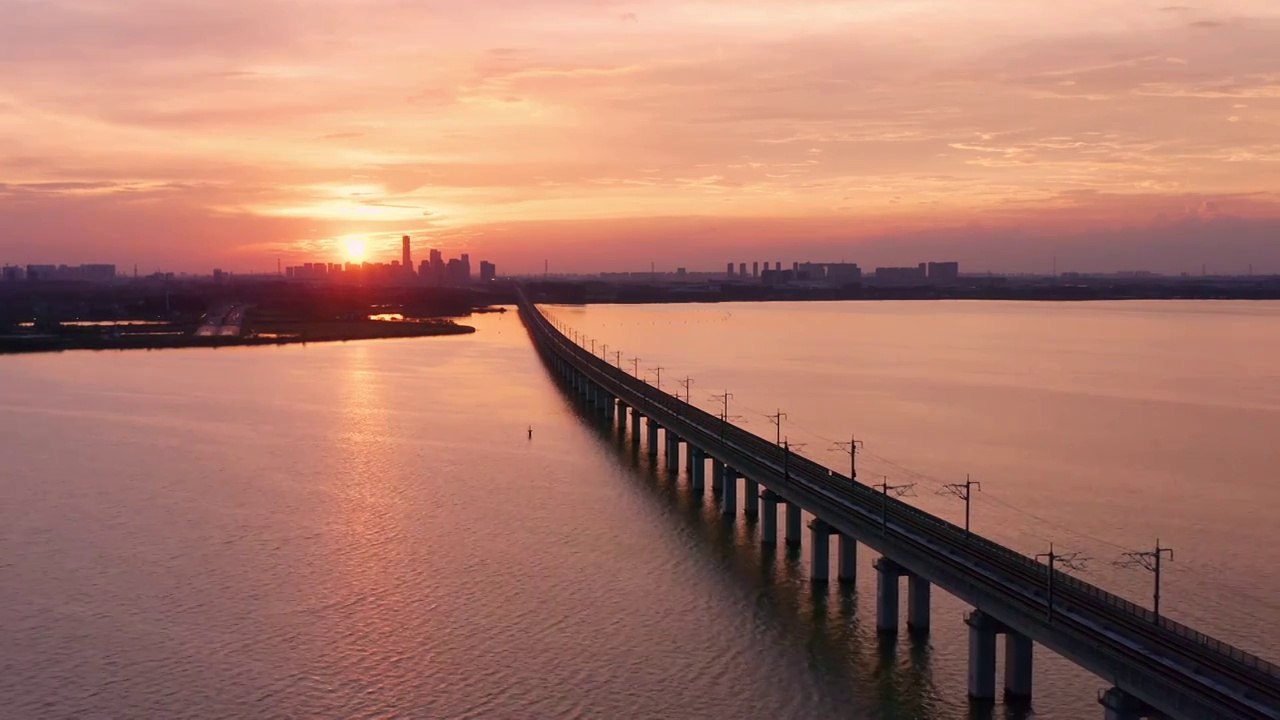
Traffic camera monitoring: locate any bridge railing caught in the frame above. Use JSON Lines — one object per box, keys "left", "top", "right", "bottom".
{"left": 1055, "top": 572, "right": 1280, "bottom": 677}
{"left": 523, "top": 297, "right": 1280, "bottom": 682}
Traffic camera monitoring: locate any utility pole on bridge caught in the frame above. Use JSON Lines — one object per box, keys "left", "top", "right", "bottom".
{"left": 876, "top": 477, "right": 916, "bottom": 534}
{"left": 600, "top": 344, "right": 607, "bottom": 359}
{"left": 766, "top": 409, "right": 787, "bottom": 446}
{"left": 1036, "top": 543, "right": 1089, "bottom": 622}
{"left": 710, "top": 392, "right": 736, "bottom": 447}
{"left": 831, "top": 435, "right": 864, "bottom": 481}
{"left": 677, "top": 377, "right": 693, "bottom": 404}
{"left": 630, "top": 357, "right": 640, "bottom": 377}
{"left": 783, "top": 439, "right": 795, "bottom": 484}
{"left": 648, "top": 366, "right": 665, "bottom": 390}
{"left": 1114, "top": 540, "right": 1174, "bottom": 620}
{"left": 611, "top": 351, "right": 622, "bottom": 368}
{"left": 938, "top": 475, "right": 981, "bottom": 538}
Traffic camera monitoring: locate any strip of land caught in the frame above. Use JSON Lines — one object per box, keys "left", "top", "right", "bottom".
{"left": 0, "top": 319, "right": 475, "bottom": 354}
{"left": 0, "top": 284, "right": 487, "bottom": 355}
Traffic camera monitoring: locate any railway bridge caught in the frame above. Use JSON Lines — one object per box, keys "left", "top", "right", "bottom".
{"left": 518, "top": 290, "right": 1280, "bottom": 720}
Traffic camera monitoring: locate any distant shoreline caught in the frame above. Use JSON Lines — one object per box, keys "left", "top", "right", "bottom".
{"left": 521, "top": 280, "right": 1280, "bottom": 306}
{"left": 0, "top": 321, "right": 475, "bottom": 356}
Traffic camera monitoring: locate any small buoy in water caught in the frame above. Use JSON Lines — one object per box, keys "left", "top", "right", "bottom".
{"left": 528, "top": 426, "right": 533, "bottom": 439}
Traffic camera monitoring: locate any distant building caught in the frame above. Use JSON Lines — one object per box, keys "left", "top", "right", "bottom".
{"left": 2, "top": 265, "right": 24, "bottom": 282}
{"left": 775, "top": 262, "right": 782, "bottom": 272}
{"left": 480, "top": 260, "right": 496, "bottom": 282}
{"left": 726, "top": 262, "right": 735, "bottom": 276}
{"left": 402, "top": 236, "right": 413, "bottom": 275}
{"left": 927, "top": 261, "right": 960, "bottom": 283}
{"left": 752, "top": 261, "right": 759, "bottom": 278}
{"left": 761, "top": 268, "right": 795, "bottom": 285}
{"left": 795, "top": 262, "right": 821, "bottom": 281}
{"left": 24, "top": 265, "right": 55, "bottom": 281}
{"left": 739, "top": 262, "right": 747, "bottom": 277}
{"left": 213, "top": 268, "right": 225, "bottom": 284}
{"left": 874, "top": 264, "right": 928, "bottom": 286}
{"left": 81, "top": 264, "right": 117, "bottom": 282}
{"left": 826, "top": 263, "right": 862, "bottom": 283}
{"left": 429, "top": 249, "right": 445, "bottom": 286}
{"left": 446, "top": 258, "right": 470, "bottom": 286}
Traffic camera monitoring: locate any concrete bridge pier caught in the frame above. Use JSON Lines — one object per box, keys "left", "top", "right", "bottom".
{"left": 809, "top": 519, "right": 833, "bottom": 581}
{"left": 760, "top": 491, "right": 779, "bottom": 545}
{"left": 647, "top": 422, "right": 660, "bottom": 458}
{"left": 722, "top": 467, "right": 738, "bottom": 516}
{"left": 1004, "top": 631, "right": 1034, "bottom": 700}
{"left": 743, "top": 479, "right": 759, "bottom": 516}
{"left": 711, "top": 460, "right": 724, "bottom": 494}
{"left": 690, "top": 449, "right": 705, "bottom": 492}
{"left": 837, "top": 534, "right": 857, "bottom": 582}
{"left": 1099, "top": 688, "right": 1150, "bottom": 720}
{"left": 907, "top": 574, "right": 931, "bottom": 633}
{"left": 666, "top": 435, "right": 680, "bottom": 473}
{"left": 617, "top": 402, "right": 628, "bottom": 430}
{"left": 685, "top": 444, "right": 695, "bottom": 475}
{"left": 875, "top": 558, "right": 905, "bottom": 633}
{"left": 603, "top": 394, "right": 615, "bottom": 421}
{"left": 631, "top": 409, "right": 642, "bottom": 445}
{"left": 966, "top": 611, "right": 1001, "bottom": 701}
{"left": 785, "top": 503, "right": 803, "bottom": 546}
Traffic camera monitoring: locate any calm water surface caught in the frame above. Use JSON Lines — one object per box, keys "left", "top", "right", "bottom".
{"left": 2, "top": 301, "right": 1277, "bottom": 719}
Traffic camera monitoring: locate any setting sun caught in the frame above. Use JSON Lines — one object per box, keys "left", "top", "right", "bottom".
{"left": 342, "top": 238, "right": 367, "bottom": 264}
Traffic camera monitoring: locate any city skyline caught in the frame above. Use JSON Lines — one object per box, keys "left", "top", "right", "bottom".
{"left": 2, "top": 1, "right": 1279, "bottom": 273}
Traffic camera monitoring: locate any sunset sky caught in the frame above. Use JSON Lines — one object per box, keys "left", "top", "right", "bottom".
{"left": 2, "top": 0, "right": 1279, "bottom": 273}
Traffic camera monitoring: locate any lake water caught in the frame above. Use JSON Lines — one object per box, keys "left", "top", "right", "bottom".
{"left": 2, "top": 301, "right": 1276, "bottom": 719}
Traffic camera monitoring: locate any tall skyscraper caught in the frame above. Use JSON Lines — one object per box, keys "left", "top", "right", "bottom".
{"left": 428, "top": 249, "right": 444, "bottom": 286}
{"left": 402, "top": 236, "right": 413, "bottom": 275}
{"left": 727, "top": 262, "right": 734, "bottom": 276}
{"left": 739, "top": 262, "right": 747, "bottom": 276}
{"left": 752, "top": 261, "right": 759, "bottom": 278}
{"left": 480, "top": 261, "right": 496, "bottom": 282}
